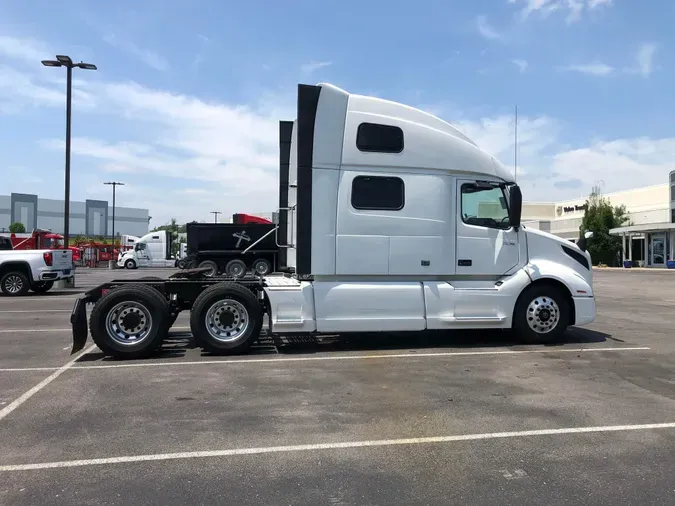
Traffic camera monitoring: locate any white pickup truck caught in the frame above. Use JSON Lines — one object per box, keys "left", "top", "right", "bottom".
{"left": 0, "top": 249, "right": 74, "bottom": 296}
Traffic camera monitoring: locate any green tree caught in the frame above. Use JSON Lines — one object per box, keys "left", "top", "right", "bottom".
{"left": 151, "top": 218, "right": 181, "bottom": 256}
{"left": 9, "top": 222, "right": 26, "bottom": 233}
{"left": 579, "top": 186, "right": 629, "bottom": 266}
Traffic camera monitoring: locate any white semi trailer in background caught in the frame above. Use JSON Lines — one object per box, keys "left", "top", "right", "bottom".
{"left": 71, "top": 82, "right": 596, "bottom": 359}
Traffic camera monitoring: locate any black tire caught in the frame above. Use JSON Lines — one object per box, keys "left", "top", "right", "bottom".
{"left": 513, "top": 283, "right": 570, "bottom": 344}
{"left": 30, "top": 281, "right": 54, "bottom": 293}
{"left": 177, "top": 259, "right": 187, "bottom": 269}
{"left": 190, "top": 282, "right": 262, "bottom": 355}
{"left": 198, "top": 260, "right": 218, "bottom": 277}
{"left": 225, "top": 259, "right": 247, "bottom": 279}
{"left": 1, "top": 271, "right": 30, "bottom": 296}
{"left": 124, "top": 259, "right": 136, "bottom": 270}
{"left": 251, "top": 258, "right": 272, "bottom": 276}
{"left": 90, "top": 283, "right": 170, "bottom": 359}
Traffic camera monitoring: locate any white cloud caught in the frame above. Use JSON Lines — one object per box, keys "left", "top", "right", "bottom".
{"left": 512, "top": 59, "right": 529, "bottom": 73}
{"left": 0, "top": 35, "right": 51, "bottom": 63}
{"left": 445, "top": 110, "right": 674, "bottom": 201}
{"left": 558, "top": 62, "right": 614, "bottom": 76}
{"left": 476, "top": 15, "right": 502, "bottom": 40}
{"left": 300, "top": 61, "right": 332, "bottom": 75}
{"left": 588, "top": 0, "right": 612, "bottom": 8}
{"left": 509, "top": 0, "right": 613, "bottom": 22}
{"left": 624, "top": 43, "right": 657, "bottom": 77}
{"left": 103, "top": 34, "right": 169, "bottom": 71}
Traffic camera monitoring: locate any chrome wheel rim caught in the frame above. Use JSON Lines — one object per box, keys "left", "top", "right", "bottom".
{"left": 4, "top": 275, "right": 24, "bottom": 294}
{"left": 202, "top": 264, "right": 216, "bottom": 276}
{"left": 228, "top": 263, "right": 244, "bottom": 278}
{"left": 205, "top": 299, "right": 249, "bottom": 342}
{"left": 105, "top": 301, "right": 153, "bottom": 345}
{"left": 254, "top": 261, "right": 269, "bottom": 275}
{"left": 526, "top": 296, "right": 560, "bottom": 334}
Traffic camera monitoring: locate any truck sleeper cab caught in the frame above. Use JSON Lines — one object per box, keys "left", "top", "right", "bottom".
{"left": 71, "top": 83, "right": 596, "bottom": 359}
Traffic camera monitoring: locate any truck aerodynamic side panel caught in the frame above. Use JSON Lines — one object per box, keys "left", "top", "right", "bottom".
{"left": 278, "top": 120, "right": 293, "bottom": 268}
{"left": 296, "top": 84, "right": 321, "bottom": 275}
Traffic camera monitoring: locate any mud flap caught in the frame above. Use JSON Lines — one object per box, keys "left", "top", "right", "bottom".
{"left": 70, "top": 297, "right": 88, "bottom": 354}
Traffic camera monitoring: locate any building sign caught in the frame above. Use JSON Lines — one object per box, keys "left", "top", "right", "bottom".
{"left": 557, "top": 204, "right": 587, "bottom": 215}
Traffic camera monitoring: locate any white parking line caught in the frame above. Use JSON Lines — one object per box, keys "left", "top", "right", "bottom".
{"left": 0, "top": 344, "right": 97, "bottom": 422}
{"left": 0, "top": 296, "right": 80, "bottom": 302}
{"left": 0, "top": 346, "right": 652, "bottom": 372}
{"left": 1, "top": 421, "right": 673, "bottom": 471}
{"left": 0, "top": 326, "right": 191, "bottom": 333}
{"left": 0, "top": 310, "right": 71, "bottom": 313}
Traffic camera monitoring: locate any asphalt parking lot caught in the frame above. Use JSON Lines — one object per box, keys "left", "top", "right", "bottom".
{"left": 1, "top": 268, "right": 674, "bottom": 505}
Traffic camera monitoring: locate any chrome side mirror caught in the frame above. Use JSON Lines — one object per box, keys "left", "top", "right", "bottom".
{"left": 584, "top": 231, "right": 594, "bottom": 239}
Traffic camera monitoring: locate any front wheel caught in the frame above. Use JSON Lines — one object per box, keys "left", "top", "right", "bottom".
{"left": 177, "top": 259, "right": 187, "bottom": 269}
{"left": 190, "top": 282, "right": 262, "bottom": 355}
{"left": 31, "top": 281, "right": 54, "bottom": 293}
{"left": 513, "top": 284, "right": 570, "bottom": 344}
{"left": 124, "top": 259, "right": 136, "bottom": 270}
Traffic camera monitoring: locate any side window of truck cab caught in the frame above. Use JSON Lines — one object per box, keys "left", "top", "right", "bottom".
{"left": 461, "top": 184, "right": 511, "bottom": 230}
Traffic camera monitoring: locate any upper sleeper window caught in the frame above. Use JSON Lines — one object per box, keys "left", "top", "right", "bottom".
{"left": 356, "top": 123, "right": 404, "bottom": 153}
{"left": 351, "top": 176, "right": 405, "bottom": 211}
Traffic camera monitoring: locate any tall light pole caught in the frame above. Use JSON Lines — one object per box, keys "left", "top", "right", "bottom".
{"left": 41, "top": 55, "right": 97, "bottom": 248}
{"left": 211, "top": 211, "right": 221, "bottom": 223}
{"left": 104, "top": 182, "right": 125, "bottom": 248}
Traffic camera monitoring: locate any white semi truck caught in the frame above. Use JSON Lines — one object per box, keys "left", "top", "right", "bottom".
{"left": 117, "top": 230, "right": 176, "bottom": 269}
{"left": 70, "top": 83, "right": 596, "bottom": 359}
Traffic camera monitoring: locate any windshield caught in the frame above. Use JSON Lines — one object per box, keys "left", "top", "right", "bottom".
{"left": 43, "top": 237, "right": 64, "bottom": 248}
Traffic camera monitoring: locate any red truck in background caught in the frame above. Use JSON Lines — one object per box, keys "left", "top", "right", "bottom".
{"left": 0, "top": 229, "right": 81, "bottom": 263}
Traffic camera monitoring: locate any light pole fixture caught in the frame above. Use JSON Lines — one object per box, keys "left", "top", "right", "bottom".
{"left": 41, "top": 55, "right": 97, "bottom": 248}
{"left": 104, "top": 182, "right": 125, "bottom": 249}
{"left": 211, "top": 211, "right": 221, "bottom": 223}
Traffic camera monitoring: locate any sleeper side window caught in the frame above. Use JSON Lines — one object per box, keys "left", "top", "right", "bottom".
{"left": 351, "top": 175, "right": 405, "bottom": 211}
{"left": 356, "top": 123, "right": 404, "bottom": 153}
{"left": 461, "top": 184, "right": 511, "bottom": 230}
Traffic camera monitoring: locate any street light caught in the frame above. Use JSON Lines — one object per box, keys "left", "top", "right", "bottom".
{"left": 104, "top": 182, "right": 125, "bottom": 249}
{"left": 211, "top": 211, "right": 221, "bottom": 223}
{"left": 41, "top": 55, "right": 97, "bottom": 248}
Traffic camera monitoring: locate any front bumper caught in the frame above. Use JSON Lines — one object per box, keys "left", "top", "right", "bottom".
{"left": 573, "top": 296, "right": 596, "bottom": 326}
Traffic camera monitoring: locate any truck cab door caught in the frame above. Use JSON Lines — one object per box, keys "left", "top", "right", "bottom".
{"left": 136, "top": 243, "right": 150, "bottom": 266}
{"left": 455, "top": 179, "right": 520, "bottom": 276}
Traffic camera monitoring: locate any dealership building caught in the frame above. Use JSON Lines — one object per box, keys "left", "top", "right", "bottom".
{"left": 522, "top": 171, "right": 675, "bottom": 267}
{"left": 0, "top": 193, "right": 150, "bottom": 238}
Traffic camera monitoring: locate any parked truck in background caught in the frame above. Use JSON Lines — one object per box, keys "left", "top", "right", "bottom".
{"left": 71, "top": 82, "right": 596, "bottom": 359}
{"left": 181, "top": 214, "right": 279, "bottom": 277}
{"left": 0, "top": 248, "right": 74, "bottom": 296}
{"left": 117, "top": 230, "right": 176, "bottom": 269}
{"left": 1, "top": 229, "right": 81, "bottom": 264}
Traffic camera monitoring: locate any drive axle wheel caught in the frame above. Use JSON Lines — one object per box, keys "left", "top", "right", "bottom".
{"left": 1, "top": 271, "right": 30, "bottom": 296}
{"left": 513, "top": 283, "right": 570, "bottom": 344}
{"left": 90, "top": 284, "right": 170, "bottom": 359}
{"left": 190, "top": 282, "right": 262, "bottom": 355}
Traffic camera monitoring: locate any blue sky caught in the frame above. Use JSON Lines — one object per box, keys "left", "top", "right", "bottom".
{"left": 1, "top": 0, "right": 673, "bottom": 225}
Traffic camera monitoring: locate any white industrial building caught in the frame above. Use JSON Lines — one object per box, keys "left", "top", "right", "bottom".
{"left": 522, "top": 171, "right": 675, "bottom": 267}
{"left": 0, "top": 193, "right": 150, "bottom": 238}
